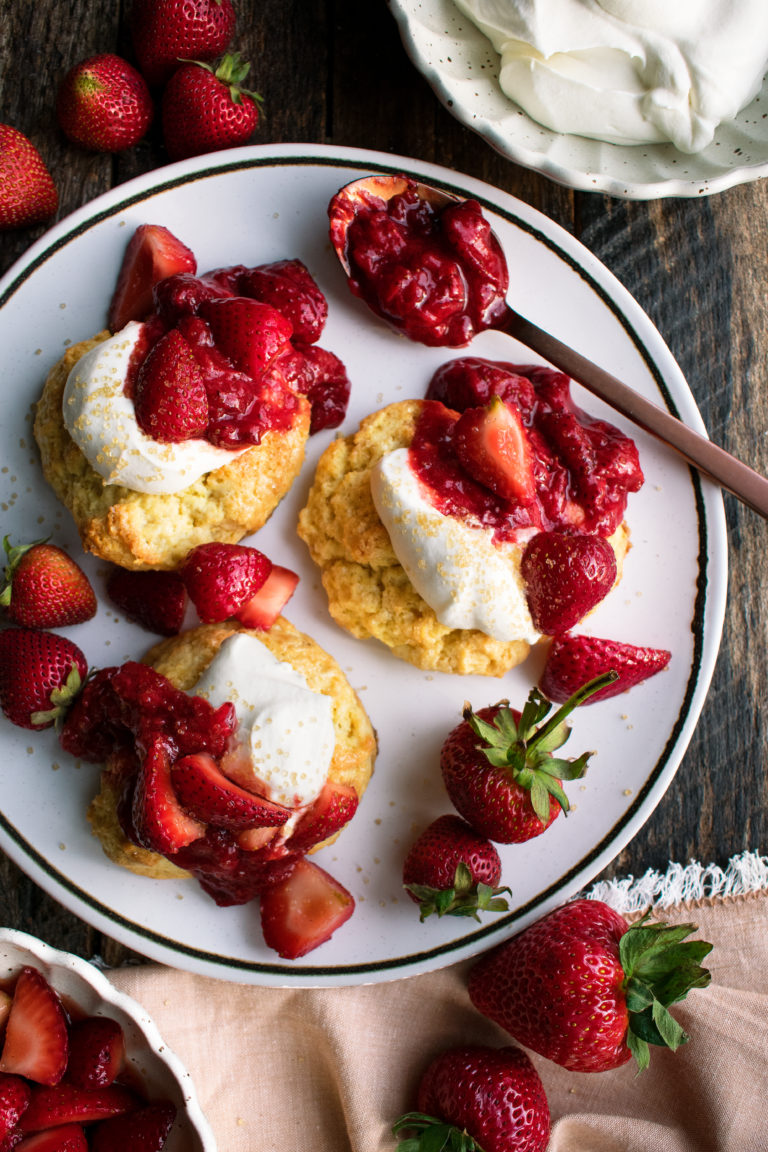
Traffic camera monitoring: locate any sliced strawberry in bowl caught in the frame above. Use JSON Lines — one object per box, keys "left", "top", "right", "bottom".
{"left": 540, "top": 634, "right": 672, "bottom": 704}
{"left": 0, "top": 969, "right": 68, "bottom": 1087}
{"left": 171, "top": 752, "right": 292, "bottom": 831}
{"left": 0, "top": 1072, "right": 31, "bottom": 1139}
{"left": 259, "top": 858, "right": 355, "bottom": 959}
{"left": 235, "top": 565, "right": 299, "bottom": 630}
{"left": 64, "top": 1019, "right": 125, "bottom": 1091}
{"left": 131, "top": 738, "right": 206, "bottom": 856}
{"left": 200, "top": 297, "right": 293, "bottom": 377}
{"left": 454, "top": 395, "right": 536, "bottom": 504}
{"left": 89, "top": 1101, "right": 177, "bottom": 1152}
{"left": 108, "top": 224, "right": 196, "bottom": 332}
{"left": 14, "top": 1123, "right": 88, "bottom": 1151}
{"left": 19, "top": 1084, "right": 139, "bottom": 1133}
{"left": 179, "top": 542, "right": 273, "bottom": 623}
{"left": 286, "top": 781, "right": 359, "bottom": 853}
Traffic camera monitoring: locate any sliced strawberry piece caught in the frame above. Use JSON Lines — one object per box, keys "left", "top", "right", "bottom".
{"left": 133, "top": 327, "right": 209, "bottom": 443}
{"left": 20, "top": 1084, "right": 138, "bottom": 1133}
{"left": 64, "top": 1018, "right": 124, "bottom": 1090}
{"left": 108, "top": 225, "right": 196, "bottom": 332}
{"left": 90, "top": 1101, "right": 176, "bottom": 1152}
{"left": 0, "top": 969, "right": 68, "bottom": 1087}
{"left": 152, "top": 271, "right": 233, "bottom": 325}
{"left": 236, "top": 826, "right": 282, "bottom": 852}
{"left": 238, "top": 258, "right": 327, "bottom": 344}
{"left": 540, "top": 634, "right": 671, "bottom": 704}
{"left": 0, "top": 992, "right": 11, "bottom": 1030}
{"left": 200, "top": 297, "right": 293, "bottom": 377}
{"left": 0, "top": 1073, "right": 31, "bottom": 1141}
{"left": 179, "top": 542, "right": 273, "bottom": 624}
{"left": 259, "top": 858, "right": 355, "bottom": 959}
{"left": 171, "top": 752, "right": 292, "bottom": 831}
{"left": 453, "top": 396, "right": 535, "bottom": 504}
{"left": 235, "top": 564, "right": 299, "bottom": 630}
{"left": 520, "top": 530, "right": 617, "bottom": 635}
{"left": 286, "top": 782, "right": 359, "bottom": 853}
{"left": 15, "top": 1124, "right": 87, "bottom": 1151}
{"left": 106, "top": 568, "right": 188, "bottom": 636}
{"left": 131, "top": 738, "right": 206, "bottom": 856}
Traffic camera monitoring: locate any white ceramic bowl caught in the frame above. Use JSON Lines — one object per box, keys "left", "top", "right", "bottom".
{"left": 389, "top": 0, "right": 768, "bottom": 199}
{"left": 0, "top": 929, "right": 216, "bottom": 1151}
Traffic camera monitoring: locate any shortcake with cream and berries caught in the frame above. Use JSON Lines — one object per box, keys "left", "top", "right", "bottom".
{"left": 34, "top": 225, "right": 350, "bottom": 570}
{"left": 298, "top": 357, "right": 642, "bottom": 676}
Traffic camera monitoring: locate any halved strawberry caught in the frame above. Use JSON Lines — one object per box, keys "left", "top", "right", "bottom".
{"left": 106, "top": 568, "right": 188, "bottom": 636}
{"left": 235, "top": 564, "right": 298, "bottom": 630}
{"left": 287, "top": 782, "right": 359, "bottom": 853}
{"left": 0, "top": 969, "right": 68, "bottom": 1086}
{"left": 171, "top": 752, "right": 291, "bottom": 831}
{"left": 19, "top": 1084, "right": 138, "bottom": 1133}
{"left": 15, "top": 1124, "right": 87, "bottom": 1151}
{"left": 131, "top": 738, "right": 205, "bottom": 855}
{"left": 90, "top": 1101, "right": 176, "bottom": 1152}
{"left": 259, "top": 858, "right": 355, "bottom": 959}
{"left": 133, "top": 328, "right": 209, "bottom": 443}
{"left": 453, "top": 396, "right": 536, "bottom": 504}
{"left": 0, "top": 1073, "right": 31, "bottom": 1141}
{"left": 540, "top": 634, "right": 671, "bottom": 704}
{"left": 520, "top": 530, "right": 617, "bottom": 635}
{"left": 108, "top": 224, "right": 196, "bottom": 332}
{"left": 200, "top": 297, "right": 293, "bottom": 377}
{"left": 178, "top": 542, "right": 273, "bottom": 624}
{"left": 64, "top": 1018, "right": 124, "bottom": 1091}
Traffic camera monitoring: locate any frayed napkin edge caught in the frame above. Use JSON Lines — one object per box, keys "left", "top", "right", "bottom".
{"left": 583, "top": 850, "right": 768, "bottom": 914}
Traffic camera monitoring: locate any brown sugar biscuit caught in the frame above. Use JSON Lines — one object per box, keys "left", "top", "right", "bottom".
{"left": 34, "top": 332, "right": 311, "bottom": 570}
{"left": 87, "top": 618, "right": 377, "bottom": 880}
{"left": 298, "top": 399, "right": 629, "bottom": 677}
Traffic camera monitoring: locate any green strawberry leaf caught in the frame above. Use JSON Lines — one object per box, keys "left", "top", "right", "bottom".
{"left": 393, "top": 1113, "right": 482, "bottom": 1152}
{"left": 626, "top": 1029, "right": 651, "bottom": 1073}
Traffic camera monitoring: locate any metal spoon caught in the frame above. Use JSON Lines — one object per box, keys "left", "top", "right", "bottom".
{"left": 330, "top": 173, "right": 768, "bottom": 518}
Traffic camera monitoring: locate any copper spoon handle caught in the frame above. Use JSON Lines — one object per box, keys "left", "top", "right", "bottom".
{"left": 501, "top": 307, "right": 768, "bottom": 518}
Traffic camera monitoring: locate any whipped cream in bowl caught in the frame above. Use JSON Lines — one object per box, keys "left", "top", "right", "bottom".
{"left": 62, "top": 322, "right": 250, "bottom": 495}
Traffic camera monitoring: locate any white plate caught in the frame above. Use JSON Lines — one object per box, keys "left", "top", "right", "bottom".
{"left": 0, "top": 143, "right": 725, "bottom": 986}
{"left": 389, "top": 0, "right": 768, "bottom": 200}
{"left": 0, "top": 928, "right": 215, "bottom": 1150}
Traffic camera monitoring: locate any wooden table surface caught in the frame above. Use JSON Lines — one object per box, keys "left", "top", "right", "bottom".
{"left": 1, "top": 0, "right": 766, "bottom": 968}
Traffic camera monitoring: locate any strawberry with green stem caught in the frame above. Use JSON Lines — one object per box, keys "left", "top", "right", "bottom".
{"left": 0, "top": 630, "right": 88, "bottom": 732}
{"left": 161, "top": 53, "right": 263, "bottom": 162}
{"left": 402, "top": 814, "right": 510, "bottom": 922}
{"left": 1, "top": 537, "right": 96, "bottom": 629}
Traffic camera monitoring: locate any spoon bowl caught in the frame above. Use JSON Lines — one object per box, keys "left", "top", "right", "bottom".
{"left": 330, "top": 174, "right": 768, "bottom": 518}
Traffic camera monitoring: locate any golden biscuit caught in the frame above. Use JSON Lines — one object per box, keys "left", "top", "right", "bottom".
{"left": 298, "top": 400, "right": 629, "bottom": 677}
{"left": 34, "top": 332, "right": 311, "bottom": 570}
{"left": 87, "top": 618, "right": 377, "bottom": 880}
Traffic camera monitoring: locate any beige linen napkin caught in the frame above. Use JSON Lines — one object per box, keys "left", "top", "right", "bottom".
{"left": 109, "top": 890, "right": 768, "bottom": 1152}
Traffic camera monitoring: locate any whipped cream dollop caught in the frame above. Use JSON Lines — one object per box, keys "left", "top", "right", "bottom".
{"left": 63, "top": 322, "right": 249, "bottom": 495}
{"left": 453, "top": 0, "right": 768, "bottom": 152}
{"left": 192, "top": 632, "right": 335, "bottom": 809}
{"left": 371, "top": 448, "right": 540, "bottom": 645}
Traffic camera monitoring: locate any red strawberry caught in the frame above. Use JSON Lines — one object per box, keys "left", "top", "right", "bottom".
{"left": 402, "top": 814, "right": 510, "bottom": 922}
{"left": 105, "top": 568, "right": 187, "bottom": 636}
{"left": 133, "top": 327, "right": 209, "bottom": 442}
{"left": 179, "top": 542, "right": 273, "bottom": 623}
{"left": 440, "top": 678, "right": 612, "bottom": 844}
{"left": 15, "top": 1125, "right": 87, "bottom": 1151}
{"left": 200, "top": 297, "right": 292, "bottom": 377}
{"left": 238, "top": 259, "right": 328, "bottom": 344}
{"left": 454, "top": 396, "right": 536, "bottom": 504}
{"left": 90, "top": 1101, "right": 176, "bottom": 1152}
{"left": 64, "top": 1019, "right": 124, "bottom": 1090}
{"left": 131, "top": 737, "right": 206, "bottom": 855}
{"left": 540, "top": 634, "right": 672, "bottom": 704}
{"left": 0, "top": 969, "right": 68, "bottom": 1087}
{"left": 171, "top": 752, "right": 291, "bottom": 831}
{"left": 468, "top": 899, "right": 712, "bottom": 1073}
{"left": 0, "top": 126, "right": 58, "bottom": 231}
{"left": 108, "top": 224, "right": 196, "bottom": 333}
{"left": 287, "top": 782, "right": 359, "bottom": 854}
{"left": 267, "top": 343, "right": 350, "bottom": 433}
{"left": 393, "top": 1044, "right": 550, "bottom": 1152}
{"left": 259, "top": 858, "right": 355, "bottom": 959}
{"left": 1, "top": 539, "right": 96, "bottom": 629}
{"left": 56, "top": 55, "right": 153, "bottom": 153}
{"left": 19, "top": 1084, "right": 138, "bottom": 1133}
{"left": 235, "top": 565, "right": 298, "bottom": 630}
{"left": 130, "top": 0, "right": 236, "bottom": 87}
{"left": 520, "top": 530, "right": 617, "bottom": 634}
{"left": 161, "top": 53, "right": 262, "bottom": 162}
{"left": 0, "top": 1074, "right": 31, "bottom": 1140}
{"left": 0, "top": 629, "right": 87, "bottom": 731}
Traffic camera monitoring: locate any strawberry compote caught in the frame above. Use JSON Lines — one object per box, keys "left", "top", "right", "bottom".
{"left": 423, "top": 357, "right": 643, "bottom": 538}
{"left": 332, "top": 179, "right": 509, "bottom": 347}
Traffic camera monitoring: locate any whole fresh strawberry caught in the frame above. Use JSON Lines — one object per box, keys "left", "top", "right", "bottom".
{"left": 440, "top": 676, "right": 614, "bottom": 844}
{"left": 161, "top": 53, "right": 262, "bottom": 162}
{"left": 130, "top": 0, "right": 236, "bottom": 87}
{"left": 56, "top": 54, "right": 153, "bottom": 152}
{"left": 0, "top": 629, "right": 88, "bottom": 731}
{"left": 520, "top": 529, "right": 617, "bottom": 634}
{"left": 468, "top": 899, "right": 712, "bottom": 1073}
{"left": 1, "top": 537, "right": 96, "bottom": 629}
{"left": 540, "top": 634, "right": 671, "bottom": 704}
{"left": 0, "top": 125, "right": 58, "bottom": 231}
{"left": 179, "top": 542, "right": 273, "bottom": 623}
{"left": 393, "top": 1044, "right": 550, "bottom": 1152}
{"left": 402, "top": 814, "right": 510, "bottom": 922}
